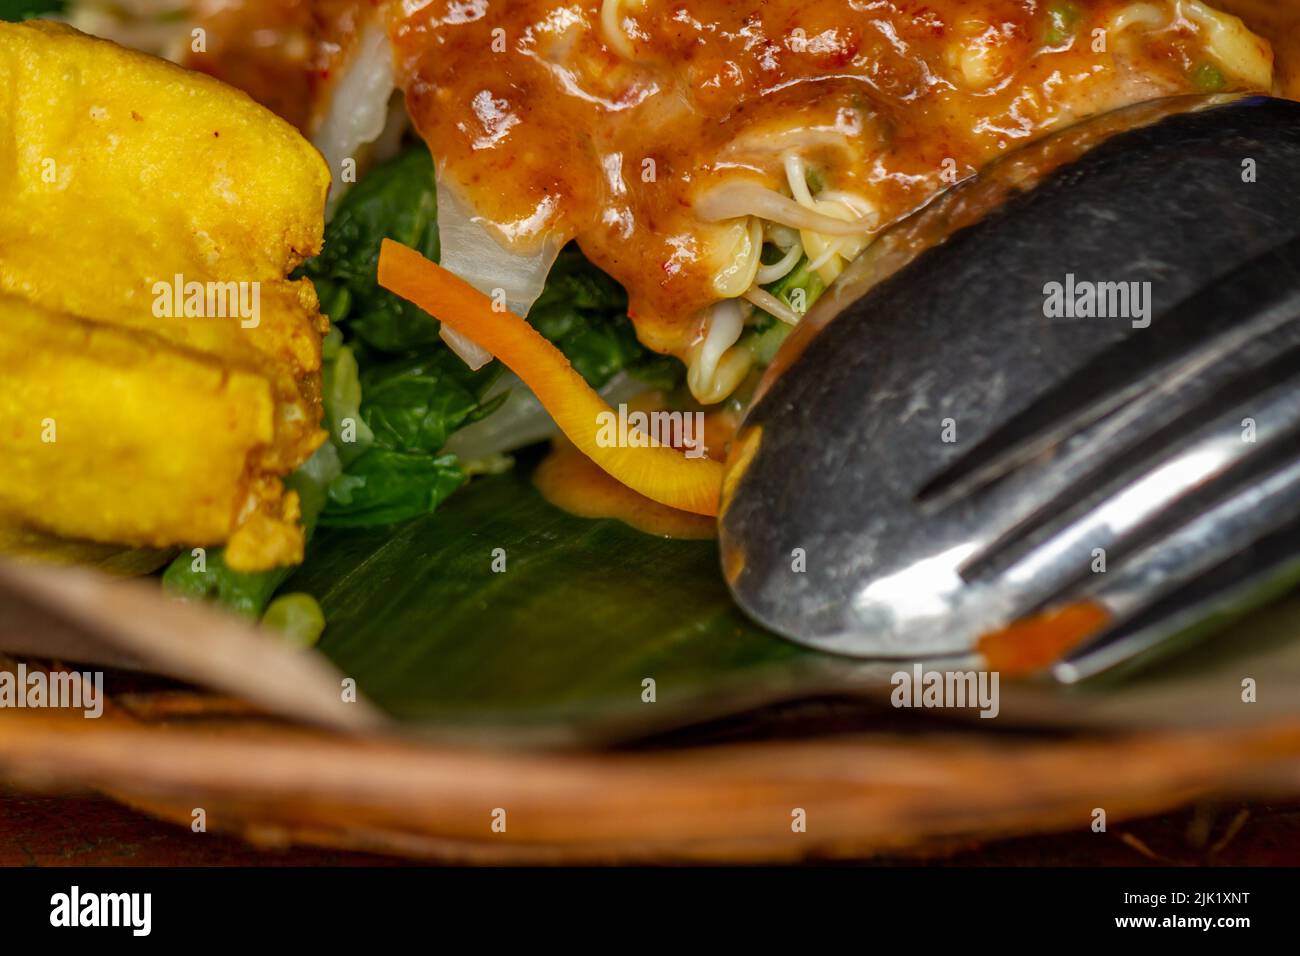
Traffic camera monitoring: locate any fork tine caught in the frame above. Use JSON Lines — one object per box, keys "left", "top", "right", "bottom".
{"left": 1054, "top": 509, "right": 1300, "bottom": 683}
{"left": 919, "top": 235, "right": 1300, "bottom": 515}
{"left": 961, "top": 352, "right": 1300, "bottom": 610}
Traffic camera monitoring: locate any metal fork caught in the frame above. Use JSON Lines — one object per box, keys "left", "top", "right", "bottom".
{"left": 719, "top": 96, "right": 1300, "bottom": 680}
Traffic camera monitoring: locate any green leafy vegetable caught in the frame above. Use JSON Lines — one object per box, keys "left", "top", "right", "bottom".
{"left": 526, "top": 248, "right": 635, "bottom": 387}
{"left": 318, "top": 339, "right": 501, "bottom": 527}
{"left": 0, "top": 0, "right": 65, "bottom": 20}
{"left": 172, "top": 142, "right": 685, "bottom": 612}
{"left": 311, "top": 142, "right": 681, "bottom": 387}
{"left": 299, "top": 169, "right": 497, "bottom": 528}
{"left": 303, "top": 147, "right": 442, "bottom": 352}
{"left": 359, "top": 350, "right": 503, "bottom": 456}
{"left": 323, "top": 450, "right": 465, "bottom": 527}
{"left": 308, "top": 141, "right": 683, "bottom": 527}
{"left": 521, "top": 246, "right": 684, "bottom": 391}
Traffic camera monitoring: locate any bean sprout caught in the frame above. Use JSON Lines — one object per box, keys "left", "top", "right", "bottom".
{"left": 742, "top": 285, "right": 802, "bottom": 326}
{"left": 755, "top": 240, "right": 803, "bottom": 285}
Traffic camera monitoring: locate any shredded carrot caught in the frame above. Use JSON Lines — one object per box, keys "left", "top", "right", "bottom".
{"left": 377, "top": 239, "right": 723, "bottom": 516}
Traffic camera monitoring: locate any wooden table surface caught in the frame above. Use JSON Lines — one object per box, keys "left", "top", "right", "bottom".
{"left": 4, "top": 783, "right": 1298, "bottom": 866}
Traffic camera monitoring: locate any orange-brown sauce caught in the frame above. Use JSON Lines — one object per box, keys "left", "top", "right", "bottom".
{"left": 535, "top": 387, "right": 736, "bottom": 535}
{"left": 536, "top": 437, "right": 718, "bottom": 537}
{"left": 390, "top": 0, "right": 1273, "bottom": 361}
{"left": 181, "top": 1, "right": 1288, "bottom": 369}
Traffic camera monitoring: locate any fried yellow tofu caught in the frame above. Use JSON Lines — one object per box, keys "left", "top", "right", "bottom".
{"left": 0, "top": 294, "right": 290, "bottom": 550}
{"left": 0, "top": 21, "right": 331, "bottom": 569}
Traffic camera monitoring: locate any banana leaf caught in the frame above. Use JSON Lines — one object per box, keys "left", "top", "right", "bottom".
{"left": 285, "top": 452, "right": 848, "bottom": 745}
{"left": 286, "top": 453, "right": 1300, "bottom": 746}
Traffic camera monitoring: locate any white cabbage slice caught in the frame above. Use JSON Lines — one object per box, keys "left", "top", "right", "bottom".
{"left": 312, "top": 18, "right": 397, "bottom": 210}
{"left": 434, "top": 175, "right": 563, "bottom": 367}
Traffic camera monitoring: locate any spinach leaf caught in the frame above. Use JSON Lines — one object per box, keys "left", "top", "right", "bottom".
{"left": 359, "top": 350, "right": 503, "bottom": 456}
{"left": 301, "top": 147, "right": 486, "bottom": 527}
{"left": 317, "top": 336, "right": 500, "bottom": 526}
{"left": 304, "top": 146, "right": 442, "bottom": 352}
{"left": 529, "top": 247, "right": 684, "bottom": 391}
{"left": 323, "top": 449, "right": 465, "bottom": 528}
{"left": 308, "top": 142, "right": 683, "bottom": 529}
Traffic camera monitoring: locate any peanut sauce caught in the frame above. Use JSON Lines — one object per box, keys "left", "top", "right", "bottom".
{"left": 535, "top": 438, "right": 718, "bottom": 538}
{"left": 535, "top": 393, "right": 734, "bottom": 536}
{"left": 388, "top": 0, "right": 1272, "bottom": 362}
{"left": 185, "top": 1, "right": 1282, "bottom": 368}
